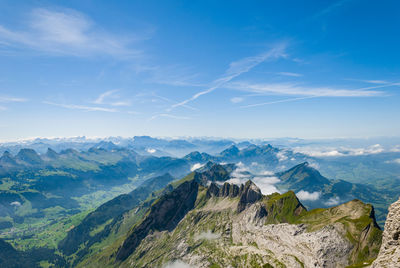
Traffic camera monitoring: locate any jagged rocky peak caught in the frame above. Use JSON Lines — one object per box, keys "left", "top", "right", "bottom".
{"left": 0, "top": 150, "right": 14, "bottom": 160}
{"left": 183, "top": 151, "right": 212, "bottom": 162}
{"left": 206, "top": 180, "right": 263, "bottom": 212}
{"left": 194, "top": 162, "right": 231, "bottom": 185}
{"left": 206, "top": 182, "right": 240, "bottom": 198}
{"left": 237, "top": 180, "right": 263, "bottom": 212}
{"left": 1, "top": 150, "right": 12, "bottom": 157}
{"left": 220, "top": 144, "right": 240, "bottom": 157}
{"left": 45, "top": 147, "right": 59, "bottom": 159}
{"left": 372, "top": 197, "right": 400, "bottom": 267}
{"left": 278, "top": 161, "right": 331, "bottom": 185}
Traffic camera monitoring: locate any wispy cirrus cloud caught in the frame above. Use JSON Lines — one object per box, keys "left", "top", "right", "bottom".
{"left": 228, "top": 81, "right": 385, "bottom": 108}
{"left": 93, "top": 90, "right": 131, "bottom": 107}
{"left": 145, "top": 65, "right": 206, "bottom": 87}
{"left": 44, "top": 101, "right": 117, "bottom": 112}
{"left": 0, "top": 8, "right": 148, "bottom": 57}
{"left": 230, "top": 82, "right": 384, "bottom": 97}
{"left": 277, "top": 72, "right": 303, "bottom": 77}
{"left": 313, "top": 0, "right": 352, "bottom": 19}
{"left": 93, "top": 90, "right": 118, "bottom": 104}
{"left": 168, "top": 44, "right": 287, "bottom": 111}
{"left": 345, "top": 78, "right": 400, "bottom": 88}
{"left": 0, "top": 96, "right": 27, "bottom": 103}
{"left": 241, "top": 96, "right": 318, "bottom": 108}
{"left": 151, "top": 93, "right": 198, "bottom": 111}
{"left": 0, "top": 95, "right": 27, "bottom": 111}
{"left": 230, "top": 97, "right": 244, "bottom": 103}
{"left": 149, "top": 113, "right": 190, "bottom": 120}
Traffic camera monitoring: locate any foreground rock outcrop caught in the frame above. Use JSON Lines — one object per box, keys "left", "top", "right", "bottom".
{"left": 372, "top": 197, "right": 400, "bottom": 267}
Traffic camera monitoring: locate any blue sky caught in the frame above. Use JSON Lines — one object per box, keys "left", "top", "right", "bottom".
{"left": 0, "top": 0, "right": 399, "bottom": 141}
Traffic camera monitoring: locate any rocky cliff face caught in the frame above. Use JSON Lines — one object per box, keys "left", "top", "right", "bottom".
{"left": 115, "top": 179, "right": 199, "bottom": 261}
{"left": 372, "top": 197, "right": 400, "bottom": 267}
{"left": 206, "top": 180, "right": 263, "bottom": 212}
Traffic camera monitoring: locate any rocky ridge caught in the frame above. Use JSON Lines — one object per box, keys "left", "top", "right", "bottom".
{"left": 79, "top": 175, "right": 381, "bottom": 268}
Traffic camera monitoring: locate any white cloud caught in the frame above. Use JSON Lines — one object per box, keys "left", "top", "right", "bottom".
{"left": 110, "top": 101, "right": 131, "bottom": 107}
{"left": 43, "top": 101, "right": 117, "bottom": 112}
{"left": 93, "top": 90, "right": 118, "bottom": 104}
{"left": 228, "top": 162, "right": 280, "bottom": 195}
{"left": 10, "top": 201, "right": 21, "bottom": 206}
{"left": 229, "top": 81, "right": 384, "bottom": 98}
{"left": 276, "top": 151, "right": 288, "bottom": 161}
{"left": 146, "top": 148, "right": 156, "bottom": 154}
{"left": 296, "top": 190, "right": 321, "bottom": 201}
{"left": 293, "top": 144, "right": 386, "bottom": 157}
{"left": 0, "top": 95, "right": 27, "bottom": 111}
{"left": 151, "top": 93, "right": 198, "bottom": 111}
{"left": 241, "top": 96, "right": 319, "bottom": 108}
{"left": 385, "top": 159, "right": 400, "bottom": 165}
{"left": 295, "top": 149, "right": 344, "bottom": 157}
{"left": 163, "top": 260, "right": 194, "bottom": 268}
{"left": 0, "top": 96, "right": 27, "bottom": 103}
{"left": 277, "top": 72, "right": 303, "bottom": 77}
{"left": 93, "top": 90, "right": 131, "bottom": 107}
{"left": 230, "top": 97, "right": 244, "bottom": 103}
{"left": 0, "top": 8, "right": 144, "bottom": 57}
{"left": 307, "top": 162, "right": 320, "bottom": 169}
{"left": 324, "top": 196, "right": 341, "bottom": 206}
{"left": 252, "top": 176, "right": 281, "bottom": 195}
{"left": 191, "top": 163, "right": 205, "bottom": 171}
{"left": 363, "top": 80, "right": 390, "bottom": 84}
{"left": 150, "top": 113, "right": 190, "bottom": 120}
{"left": 390, "top": 145, "right": 400, "bottom": 152}
{"left": 169, "top": 44, "right": 287, "bottom": 110}
{"left": 194, "top": 230, "right": 220, "bottom": 241}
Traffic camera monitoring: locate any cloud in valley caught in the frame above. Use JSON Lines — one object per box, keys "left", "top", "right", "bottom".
{"left": 385, "top": 158, "right": 400, "bottom": 165}
{"left": 163, "top": 260, "right": 194, "bottom": 268}
{"left": 324, "top": 196, "right": 341, "bottom": 206}
{"left": 227, "top": 162, "right": 280, "bottom": 195}
{"left": 296, "top": 190, "right": 321, "bottom": 201}
{"left": 194, "top": 230, "right": 221, "bottom": 241}
{"left": 293, "top": 144, "right": 386, "bottom": 157}
{"left": 191, "top": 163, "right": 205, "bottom": 171}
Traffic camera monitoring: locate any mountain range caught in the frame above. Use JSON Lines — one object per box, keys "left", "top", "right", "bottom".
{"left": 0, "top": 140, "right": 398, "bottom": 267}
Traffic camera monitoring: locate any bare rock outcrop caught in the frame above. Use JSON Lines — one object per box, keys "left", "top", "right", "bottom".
{"left": 372, "top": 197, "right": 400, "bottom": 267}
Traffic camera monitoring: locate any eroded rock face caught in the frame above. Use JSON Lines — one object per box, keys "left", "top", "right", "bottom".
{"left": 231, "top": 204, "right": 353, "bottom": 268}
{"left": 372, "top": 197, "right": 400, "bottom": 267}
{"left": 206, "top": 180, "right": 263, "bottom": 212}
{"left": 237, "top": 180, "right": 263, "bottom": 212}
{"left": 115, "top": 179, "right": 199, "bottom": 261}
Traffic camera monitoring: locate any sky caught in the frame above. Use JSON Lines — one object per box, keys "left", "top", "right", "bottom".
{"left": 0, "top": 0, "right": 399, "bottom": 141}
